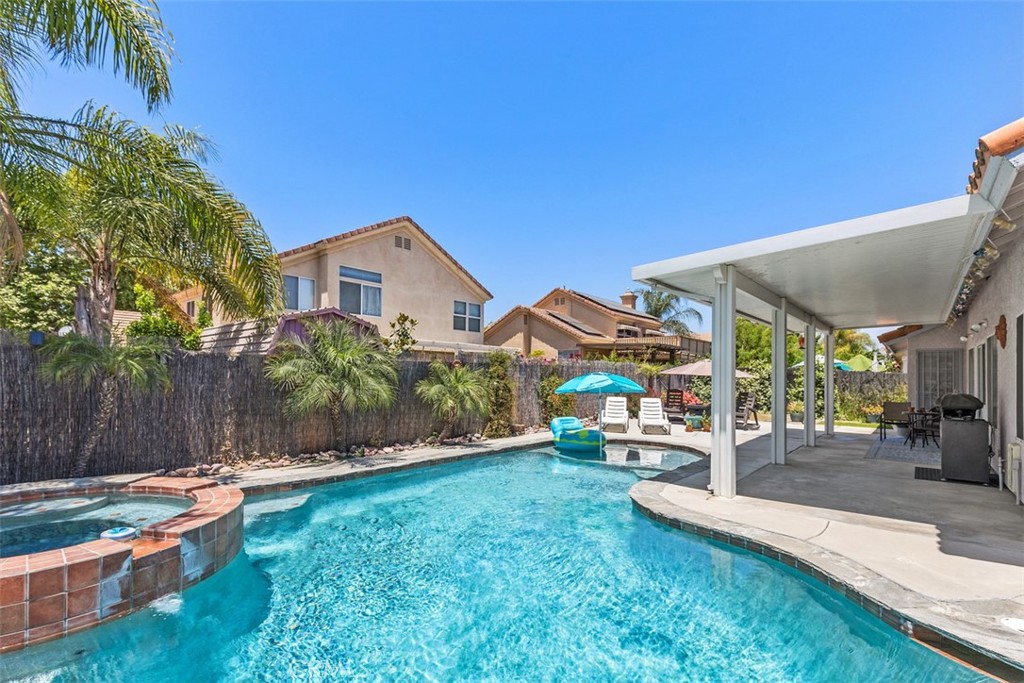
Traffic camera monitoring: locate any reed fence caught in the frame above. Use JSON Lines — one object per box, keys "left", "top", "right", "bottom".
{"left": 0, "top": 342, "right": 638, "bottom": 483}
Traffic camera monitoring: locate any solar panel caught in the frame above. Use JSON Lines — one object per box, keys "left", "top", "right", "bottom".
{"left": 547, "top": 311, "right": 604, "bottom": 336}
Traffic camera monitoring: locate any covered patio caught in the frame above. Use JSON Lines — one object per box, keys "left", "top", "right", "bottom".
{"left": 633, "top": 184, "right": 1012, "bottom": 498}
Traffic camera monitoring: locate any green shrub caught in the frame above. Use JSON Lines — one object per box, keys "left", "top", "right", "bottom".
{"left": 483, "top": 352, "right": 515, "bottom": 438}
{"left": 538, "top": 372, "right": 575, "bottom": 423}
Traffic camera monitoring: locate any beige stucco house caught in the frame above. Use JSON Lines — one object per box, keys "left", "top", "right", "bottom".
{"left": 174, "top": 216, "right": 492, "bottom": 348}
{"left": 484, "top": 287, "right": 710, "bottom": 361}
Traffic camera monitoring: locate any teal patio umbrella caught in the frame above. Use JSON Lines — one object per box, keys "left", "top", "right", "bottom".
{"left": 555, "top": 372, "right": 645, "bottom": 434}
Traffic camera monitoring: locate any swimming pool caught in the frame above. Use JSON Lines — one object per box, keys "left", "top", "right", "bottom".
{"left": 2, "top": 451, "right": 984, "bottom": 682}
{"left": 0, "top": 494, "right": 192, "bottom": 558}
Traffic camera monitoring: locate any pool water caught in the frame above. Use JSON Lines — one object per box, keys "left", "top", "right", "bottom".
{"left": 0, "top": 495, "right": 191, "bottom": 558}
{"left": 2, "top": 452, "right": 985, "bottom": 682}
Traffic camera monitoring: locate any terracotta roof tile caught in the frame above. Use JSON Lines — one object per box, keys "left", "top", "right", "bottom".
{"left": 967, "top": 117, "right": 1024, "bottom": 194}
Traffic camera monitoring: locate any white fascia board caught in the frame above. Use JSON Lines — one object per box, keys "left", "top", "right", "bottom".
{"left": 631, "top": 194, "right": 982, "bottom": 283}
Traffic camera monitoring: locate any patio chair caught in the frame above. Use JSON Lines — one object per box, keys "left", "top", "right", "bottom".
{"left": 601, "top": 397, "right": 630, "bottom": 433}
{"left": 879, "top": 402, "right": 910, "bottom": 441}
{"left": 638, "top": 398, "right": 671, "bottom": 435}
{"left": 735, "top": 393, "right": 760, "bottom": 430}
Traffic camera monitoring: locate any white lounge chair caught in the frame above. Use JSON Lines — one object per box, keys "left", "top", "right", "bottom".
{"left": 638, "top": 398, "right": 671, "bottom": 435}
{"left": 601, "top": 396, "right": 629, "bottom": 432}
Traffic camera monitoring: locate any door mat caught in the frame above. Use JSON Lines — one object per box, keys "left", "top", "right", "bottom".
{"left": 914, "top": 467, "right": 943, "bottom": 481}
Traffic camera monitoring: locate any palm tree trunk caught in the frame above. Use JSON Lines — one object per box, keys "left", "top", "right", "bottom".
{"left": 75, "top": 251, "right": 117, "bottom": 345}
{"left": 0, "top": 189, "right": 24, "bottom": 278}
{"left": 73, "top": 377, "right": 116, "bottom": 477}
{"left": 330, "top": 403, "right": 343, "bottom": 450}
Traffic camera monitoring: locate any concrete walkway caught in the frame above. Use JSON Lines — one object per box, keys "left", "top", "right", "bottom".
{"left": 632, "top": 429, "right": 1024, "bottom": 678}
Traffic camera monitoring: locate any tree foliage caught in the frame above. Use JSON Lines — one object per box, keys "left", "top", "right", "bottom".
{"left": 0, "top": 235, "right": 85, "bottom": 331}
{"left": 482, "top": 352, "right": 515, "bottom": 438}
{"left": 415, "top": 361, "right": 489, "bottom": 440}
{"left": 538, "top": 372, "right": 576, "bottom": 423}
{"left": 633, "top": 287, "right": 702, "bottom": 336}
{"left": 265, "top": 321, "right": 398, "bottom": 446}
{"left": 125, "top": 284, "right": 209, "bottom": 350}
{"left": 383, "top": 312, "right": 418, "bottom": 356}
{"left": 40, "top": 333, "right": 170, "bottom": 476}
{"left": 1, "top": 0, "right": 175, "bottom": 271}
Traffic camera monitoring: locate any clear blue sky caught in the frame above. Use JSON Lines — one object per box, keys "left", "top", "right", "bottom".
{"left": 22, "top": 1, "right": 1023, "bottom": 331}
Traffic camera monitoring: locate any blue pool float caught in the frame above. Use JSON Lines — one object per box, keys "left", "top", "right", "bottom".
{"left": 550, "top": 417, "right": 606, "bottom": 451}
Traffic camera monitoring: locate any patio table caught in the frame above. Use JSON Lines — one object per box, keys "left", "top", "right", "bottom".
{"left": 905, "top": 410, "right": 940, "bottom": 448}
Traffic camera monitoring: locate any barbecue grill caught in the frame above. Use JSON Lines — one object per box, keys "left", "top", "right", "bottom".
{"left": 938, "top": 393, "right": 989, "bottom": 483}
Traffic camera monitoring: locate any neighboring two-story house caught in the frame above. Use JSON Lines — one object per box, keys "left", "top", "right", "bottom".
{"left": 174, "top": 216, "right": 492, "bottom": 351}
{"left": 484, "top": 287, "right": 710, "bottom": 362}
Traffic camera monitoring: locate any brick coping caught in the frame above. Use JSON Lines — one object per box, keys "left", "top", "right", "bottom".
{"left": 0, "top": 477, "right": 244, "bottom": 652}
{"left": 629, "top": 480, "right": 1024, "bottom": 683}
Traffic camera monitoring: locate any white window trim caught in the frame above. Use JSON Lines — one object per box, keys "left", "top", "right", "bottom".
{"left": 338, "top": 268, "right": 382, "bottom": 317}
{"left": 454, "top": 300, "right": 482, "bottom": 333}
{"left": 284, "top": 275, "right": 316, "bottom": 311}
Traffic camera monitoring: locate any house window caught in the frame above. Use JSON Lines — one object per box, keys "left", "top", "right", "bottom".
{"left": 917, "top": 349, "right": 962, "bottom": 410}
{"left": 185, "top": 301, "right": 196, "bottom": 319}
{"left": 284, "top": 275, "right": 316, "bottom": 311}
{"left": 454, "top": 301, "right": 481, "bottom": 332}
{"left": 339, "top": 266, "right": 382, "bottom": 316}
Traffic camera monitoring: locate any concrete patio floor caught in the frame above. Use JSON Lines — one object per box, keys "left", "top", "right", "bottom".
{"left": 632, "top": 428, "right": 1024, "bottom": 679}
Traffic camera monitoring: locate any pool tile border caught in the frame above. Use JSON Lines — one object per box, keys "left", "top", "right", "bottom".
{"left": 629, "top": 491, "right": 1024, "bottom": 683}
{"left": 0, "top": 477, "right": 244, "bottom": 653}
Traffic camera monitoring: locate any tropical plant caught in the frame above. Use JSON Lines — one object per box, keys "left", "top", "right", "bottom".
{"left": 265, "top": 320, "right": 398, "bottom": 447}
{"left": 635, "top": 362, "right": 665, "bottom": 395}
{"left": 415, "top": 361, "right": 489, "bottom": 440}
{"left": 383, "top": 312, "right": 418, "bottom": 356}
{"left": 482, "top": 352, "right": 514, "bottom": 438}
{"left": 7, "top": 105, "right": 281, "bottom": 345}
{"left": 633, "top": 287, "right": 703, "bottom": 336}
{"left": 40, "top": 333, "right": 170, "bottom": 477}
{"left": 1, "top": 0, "right": 175, "bottom": 271}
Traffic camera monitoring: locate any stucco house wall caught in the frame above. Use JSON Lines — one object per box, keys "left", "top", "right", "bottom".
{"left": 279, "top": 225, "right": 488, "bottom": 344}
{"left": 899, "top": 234, "right": 1023, "bottom": 461}
{"left": 483, "top": 309, "right": 581, "bottom": 358}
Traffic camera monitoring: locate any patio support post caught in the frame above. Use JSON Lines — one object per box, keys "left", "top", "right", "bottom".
{"left": 803, "top": 318, "right": 817, "bottom": 447}
{"left": 771, "top": 299, "right": 788, "bottom": 465}
{"left": 824, "top": 331, "right": 835, "bottom": 437}
{"left": 711, "top": 265, "right": 737, "bottom": 498}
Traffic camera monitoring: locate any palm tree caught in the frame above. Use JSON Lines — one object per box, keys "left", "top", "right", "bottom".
{"left": 40, "top": 334, "right": 170, "bottom": 477}
{"left": 265, "top": 321, "right": 399, "bottom": 447}
{"left": 9, "top": 105, "right": 281, "bottom": 345}
{"left": 415, "top": 361, "right": 490, "bottom": 441}
{"left": 634, "top": 287, "right": 703, "bottom": 336}
{"left": 1, "top": 0, "right": 174, "bottom": 270}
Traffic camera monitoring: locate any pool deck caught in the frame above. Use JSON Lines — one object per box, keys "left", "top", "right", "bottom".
{"left": 6, "top": 421, "right": 1022, "bottom": 678}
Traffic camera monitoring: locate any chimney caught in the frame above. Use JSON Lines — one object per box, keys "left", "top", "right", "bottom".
{"left": 620, "top": 290, "right": 637, "bottom": 310}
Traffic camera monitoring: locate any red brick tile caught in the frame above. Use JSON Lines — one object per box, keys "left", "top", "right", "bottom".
{"left": 99, "top": 599, "right": 130, "bottom": 619}
{"left": 133, "top": 566, "right": 157, "bottom": 595}
{"left": 132, "top": 590, "right": 157, "bottom": 607}
{"left": 156, "top": 558, "right": 180, "bottom": 589}
{"left": 0, "top": 575, "right": 26, "bottom": 605}
{"left": 28, "top": 567, "right": 64, "bottom": 600}
{"left": 101, "top": 550, "right": 131, "bottom": 579}
{"left": 28, "top": 594, "right": 65, "bottom": 628}
{"left": 26, "top": 550, "right": 63, "bottom": 570}
{"left": 0, "top": 631, "right": 26, "bottom": 652}
{"left": 27, "top": 621, "right": 64, "bottom": 644}
{"left": 66, "top": 611, "right": 99, "bottom": 634}
{"left": 67, "top": 585, "right": 99, "bottom": 618}
{"left": 66, "top": 559, "right": 100, "bottom": 591}
{"left": 100, "top": 574, "right": 131, "bottom": 606}
{"left": 0, "top": 603, "right": 25, "bottom": 635}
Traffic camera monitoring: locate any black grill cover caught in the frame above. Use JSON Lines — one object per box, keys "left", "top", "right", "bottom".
{"left": 938, "top": 393, "right": 984, "bottom": 418}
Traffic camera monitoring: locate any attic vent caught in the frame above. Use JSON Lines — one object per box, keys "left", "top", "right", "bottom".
{"left": 404, "top": 237, "right": 411, "bottom": 250}
{"left": 394, "top": 235, "right": 402, "bottom": 248}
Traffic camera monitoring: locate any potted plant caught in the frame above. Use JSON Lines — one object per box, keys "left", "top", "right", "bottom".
{"left": 787, "top": 401, "right": 804, "bottom": 423}
{"left": 700, "top": 414, "right": 711, "bottom": 432}
{"left": 861, "top": 404, "right": 882, "bottom": 423}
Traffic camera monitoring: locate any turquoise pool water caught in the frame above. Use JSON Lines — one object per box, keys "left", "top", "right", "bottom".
{"left": 4, "top": 451, "right": 984, "bottom": 682}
